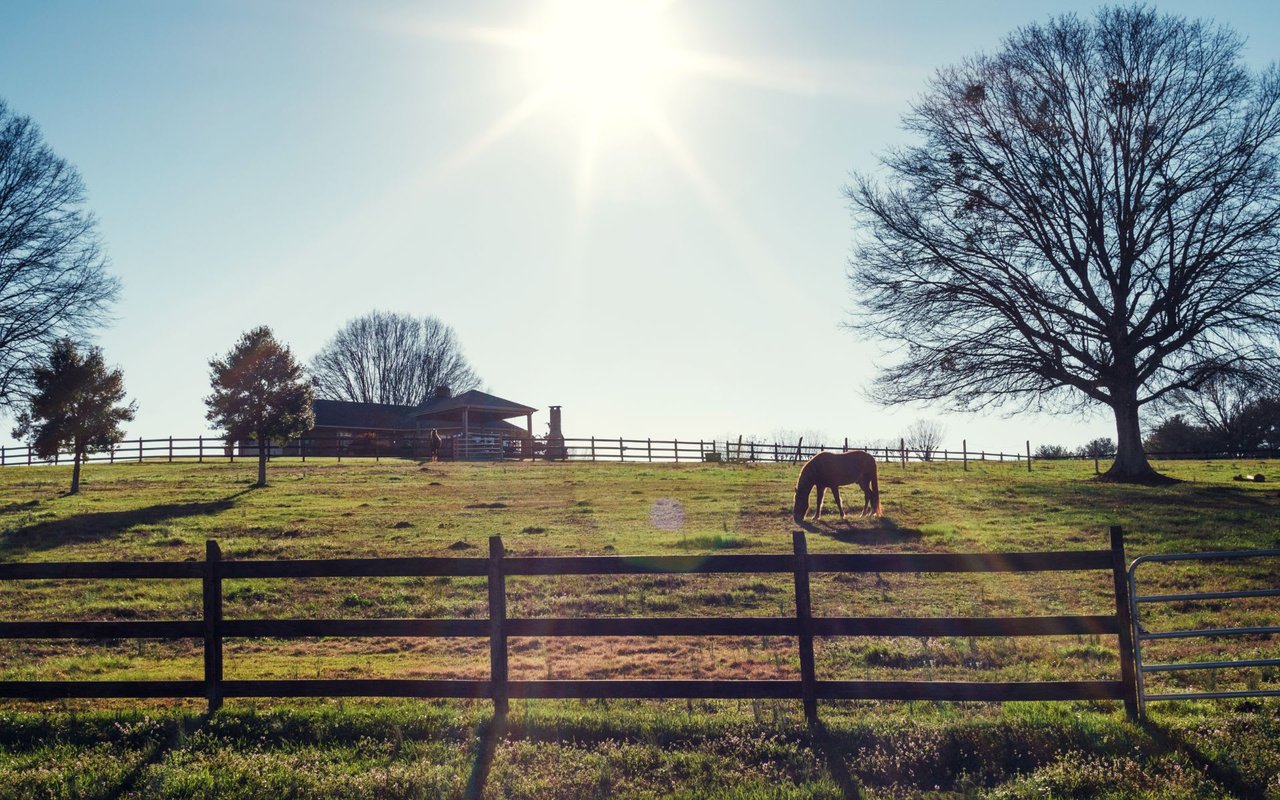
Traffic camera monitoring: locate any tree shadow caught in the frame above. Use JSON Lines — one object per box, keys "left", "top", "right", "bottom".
{"left": 0, "top": 490, "right": 253, "bottom": 558}
{"left": 807, "top": 719, "right": 865, "bottom": 799}
{"left": 1139, "top": 717, "right": 1263, "bottom": 799}
{"left": 463, "top": 713, "right": 506, "bottom": 800}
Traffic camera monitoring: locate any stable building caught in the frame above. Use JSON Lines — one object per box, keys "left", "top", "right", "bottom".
{"left": 307, "top": 387, "right": 538, "bottom": 459}
{"left": 237, "top": 387, "right": 541, "bottom": 459}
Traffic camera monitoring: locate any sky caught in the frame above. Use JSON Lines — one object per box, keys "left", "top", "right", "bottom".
{"left": 1, "top": 0, "right": 1278, "bottom": 454}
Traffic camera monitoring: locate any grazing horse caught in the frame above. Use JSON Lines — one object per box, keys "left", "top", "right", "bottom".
{"left": 429, "top": 429, "right": 442, "bottom": 462}
{"left": 793, "top": 450, "right": 882, "bottom": 523}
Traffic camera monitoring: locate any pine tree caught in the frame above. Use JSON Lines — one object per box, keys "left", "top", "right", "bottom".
{"left": 206, "top": 326, "right": 314, "bottom": 487}
{"left": 12, "top": 339, "right": 135, "bottom": 494}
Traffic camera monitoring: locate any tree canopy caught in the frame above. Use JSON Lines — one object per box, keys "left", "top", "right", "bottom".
{"left": 846, "top": 6, "right": 1280, "bottom": 481}
{"left": 206, "top": 326, "right": 313, "bottom": 487}
{"left": 12, "top": 339, "right": 134, "bottom": 493}
{"left": 0, "top": 99, "right": 118, "bottom": 409}
{"left": 310, "top": 311, "right": 480, "bottom": 406}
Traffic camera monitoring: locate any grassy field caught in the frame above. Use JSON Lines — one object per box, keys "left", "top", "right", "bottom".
{"left": 0, "top": 455, "right": 1278, "bottom": 798}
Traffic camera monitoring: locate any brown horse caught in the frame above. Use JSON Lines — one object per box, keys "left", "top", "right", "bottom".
{"left": 793, "top": 450, "right": 882, "bottom": 523}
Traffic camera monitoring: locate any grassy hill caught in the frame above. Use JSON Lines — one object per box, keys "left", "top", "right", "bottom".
{"left": 0, "top": 457, "right": 1277, "bottom": 798}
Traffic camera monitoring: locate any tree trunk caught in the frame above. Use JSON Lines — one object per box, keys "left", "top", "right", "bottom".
{"left": 1102, "top": 393, "right": 1164, "bottom": 483}
{"left": 70, "top": 448, "right": 82, "bottom": 495}
{"left": 257, "top": 436, "right": 268, "bottom": 487}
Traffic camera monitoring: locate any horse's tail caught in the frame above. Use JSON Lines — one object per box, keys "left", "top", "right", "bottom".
{"left": 869, "top": 458, "right": 882, "bottom": 516}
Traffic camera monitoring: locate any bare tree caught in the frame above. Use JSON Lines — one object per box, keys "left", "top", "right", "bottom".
{"left": 310, "top": 311, "right": 480, "bottom": 406}
{"left": 904, "top": 419, "right": 946, "bottom": 461}
{"left": 846, "top": 7, "right": 1280, "bottom": 482}
{"left": 0, "top": 99, "right": 118, "bottom": 408}
{"left": 1164, "top": 375, "right": 1280, "bottom": 455}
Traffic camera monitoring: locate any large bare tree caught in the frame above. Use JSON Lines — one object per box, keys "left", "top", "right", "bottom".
{"left": 310, "top": 311, "right": 480, "bottom": 406}
{"left": 846, "top": 7, "right": 1280, "bottom": 481}
{"left": 0, "top": 99, "right": 118, "bottom": 408}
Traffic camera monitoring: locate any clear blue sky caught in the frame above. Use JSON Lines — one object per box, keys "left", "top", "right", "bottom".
{"left": 1, "top": 0, "right": 1277, "bottom": 452}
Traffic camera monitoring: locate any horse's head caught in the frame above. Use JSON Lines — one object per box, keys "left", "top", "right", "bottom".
{"left": 792, "top": 485, "right": 808, "bottom": 524}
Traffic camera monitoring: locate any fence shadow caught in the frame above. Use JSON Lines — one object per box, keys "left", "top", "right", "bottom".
{"left": 0, "top": 491, "right": 252, "bottom": 558}
{"left": 463, "top": 713, "right": 506, "bottom": 800}
{"left": 93, "top": 713, "right": 213, "bottom": 800}
{"left": 807, "top": 720, "right": 865, "bottom": 799}
{"left": 1139, "top": 717, "right": 1263, "bottom": 799}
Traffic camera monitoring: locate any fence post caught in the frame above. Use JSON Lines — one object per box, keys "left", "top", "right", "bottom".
{"left": 963, "top": 440, "right": 968, "bottom": 472}
{"left": 168, "top": 436, "right": 173, "bottom": 463}
{"left": 900, "top": 438, "right": 906, "bottom": 469}
{"left": 1027, "top": 440, "right": 1032, "bottom": 473}
{"left": 203, "top": 540, "right": 224, "bottom": 713}
{"left": 488, "top": 536, "right": 509, "bottom": 717}
{"left": 647, "top": 438, "right": 652, "bottom": 462}
{"left": 591, "top": 436, "right": 596, "bottom": 462}
{"left": 138, "top": 437, "right": 143, "bottom": 463}
{"left": 774, "top": 442, "right": 779, "bottom": 462}
{"left": 618, "top": 437, "right": 624, "bottom": 462}
{"left": 1, "top": 446, "right": 4, "bottom": 467}
{"left": 792, "top": 531, "right": 818, "bottom": 725}
{"left": 1109, "top": 526, "right": 1139, "bottom": 719}
{"left": 843, "top": 437, "right": 848, "bottom": 452}
{"left": 674, "top": 439, "right": 680, "bottom": 463}
{"left": 198, "top": 436, "right": 203, "bottom": 463}
{"left": 795, "top": 437, "right": 803, "bottom": 463}
{"left": 28, "top": 446, "right": 32, "bottom": 466}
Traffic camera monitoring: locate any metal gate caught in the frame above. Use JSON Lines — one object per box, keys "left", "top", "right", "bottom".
{"left": 1128, "top": 549, "right": 1280, "bottom": 715}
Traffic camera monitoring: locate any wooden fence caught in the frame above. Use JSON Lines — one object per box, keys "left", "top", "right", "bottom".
{"left": 0, "top": 529, "right": 1138, "bottom": 720}
{"left": 0, "top": 435, "right": 1031, "bottom": 467}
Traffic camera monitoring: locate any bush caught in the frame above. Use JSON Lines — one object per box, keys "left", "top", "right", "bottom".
{"left": 1075, "top": 437, "right": 1116, "bottom": 459}
{"left": 1033, "top": 444, "right": 1073, "bottom": 460}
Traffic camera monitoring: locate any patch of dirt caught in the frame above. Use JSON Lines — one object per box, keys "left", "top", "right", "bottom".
{"left": 465, "top": 502, "right": 507, "bottom": 509}
{"left": 447, "top": 540, "right": 475, "bottom": 551}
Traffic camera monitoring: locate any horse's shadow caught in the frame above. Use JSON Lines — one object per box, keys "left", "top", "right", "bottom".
{"left": 801, "top": 516, "right": 923, "bottom": 546}
{"left": 0, "top": 490, "right": 253, "bottom": 558}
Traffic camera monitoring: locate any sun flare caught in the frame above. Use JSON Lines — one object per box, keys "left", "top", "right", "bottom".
{"left": 530, "top": 0, "right": 678, "bottom": 120}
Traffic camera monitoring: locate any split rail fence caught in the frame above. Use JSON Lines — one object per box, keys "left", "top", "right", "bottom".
{"left": 0, "top": 528, "right": 1138, "bottom": 720}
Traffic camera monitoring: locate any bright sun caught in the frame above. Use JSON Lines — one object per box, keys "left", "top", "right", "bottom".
{"left": 531, "top": 0, "right": 677, "bottom": 119}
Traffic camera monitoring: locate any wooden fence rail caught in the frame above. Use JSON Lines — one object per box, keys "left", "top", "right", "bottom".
{"left": 0, "top": 529, "right": 1139, "bottom": 720}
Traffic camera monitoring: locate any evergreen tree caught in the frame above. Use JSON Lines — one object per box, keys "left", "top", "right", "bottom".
{"left": 206, "top": 326, "right": 314, "bottom": 487}
{"left": 12, "top": 339, "right": 135, "bottom": 494}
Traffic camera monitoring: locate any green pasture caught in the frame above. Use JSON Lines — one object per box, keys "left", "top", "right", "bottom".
{"left": 0, "top": 456, "right": 1277, "bottom": 798}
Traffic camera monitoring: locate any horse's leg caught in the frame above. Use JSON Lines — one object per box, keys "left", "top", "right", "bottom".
{"left": 814, "top": 486, "right": 826, "bottom": 520}
{"left": 859, "top": 479, "right": 873, "bottom": 516}
{"left": 831, "top": 485, "right": 845, "bottom": 519}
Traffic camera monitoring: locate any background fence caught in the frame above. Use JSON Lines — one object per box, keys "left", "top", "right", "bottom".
{"left": 0, "top": 529, "right": 1138, "bottom": 720}
{"left": 1, "top": 434, "right": 1274, "bottom": 469}
{"left": 0, "top": 434, "right": 1032, "bottom": 467}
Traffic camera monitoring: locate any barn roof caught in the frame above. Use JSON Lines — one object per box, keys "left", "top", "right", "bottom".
{"left": 312, "top": 399, "right": 419, "bottom": 430}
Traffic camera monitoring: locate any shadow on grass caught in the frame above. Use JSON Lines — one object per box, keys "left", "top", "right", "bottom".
{"left": 807, "top": 720, "right": 864, "bottom": 799}
{"left": 1140, "top": 717, "right": 1263, "bottom": 799}
{"left": 0, "top": 490, "right": 254, "bottom": 558}
{"left": 463, "top": 713, "right": 506, "bottom": 800}
{"left": 86, "top": 713, "right": 213, "bottom": 800}
{"left": 811, "top": 517, "right": 924, "bottom": 547}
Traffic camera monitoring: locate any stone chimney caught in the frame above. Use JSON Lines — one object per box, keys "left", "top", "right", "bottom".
{"left": 546, "top": 405, "right": 566, "bottom": 460}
